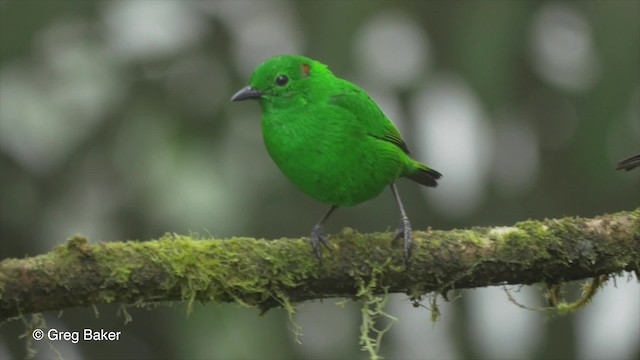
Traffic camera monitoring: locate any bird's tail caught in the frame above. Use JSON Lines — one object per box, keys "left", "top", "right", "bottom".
{"left": 616, "top": 154, "right": 640, "bottom": 171}
{"left": 404, "top": 161, "right": 442, "bottom": 187}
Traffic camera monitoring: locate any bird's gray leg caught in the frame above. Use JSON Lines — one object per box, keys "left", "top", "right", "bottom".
{"left": 311, "top": 205, "right": 338, "bottom": 260}
{"left": 390, "top": 183, "right": 412, "bottom": 261}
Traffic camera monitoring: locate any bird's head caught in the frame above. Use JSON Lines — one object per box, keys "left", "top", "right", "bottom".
{"left": 231, "top": 55, "right": 329, "bottom": 108}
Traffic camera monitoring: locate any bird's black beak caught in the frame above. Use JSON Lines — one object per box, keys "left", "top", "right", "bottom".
{"left": 231, "top": 86, "right": 262, "bottom": 102}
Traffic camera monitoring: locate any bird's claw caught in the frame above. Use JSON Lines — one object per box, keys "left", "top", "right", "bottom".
{"left": 392, "top": 216, "right": 412, "bottom": 262}
{"left": 311, "top": 225, "right": 332, "bottom": 261}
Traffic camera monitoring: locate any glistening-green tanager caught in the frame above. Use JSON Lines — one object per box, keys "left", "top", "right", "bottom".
{"left": 231, "top": 55, "right": 442, "bottom": 261}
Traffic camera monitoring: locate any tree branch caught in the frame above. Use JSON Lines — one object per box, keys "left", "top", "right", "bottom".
{"left": 1, "top": 209, "right": 638, "bottom": 321}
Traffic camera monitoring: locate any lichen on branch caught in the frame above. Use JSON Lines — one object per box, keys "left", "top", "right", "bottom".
{"left": 1, "top": 209, "right": 639, "bottom": 321}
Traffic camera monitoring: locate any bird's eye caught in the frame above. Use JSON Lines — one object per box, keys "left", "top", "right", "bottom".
{"left": 275, "top": 75, "right": 289, "bottom": 86}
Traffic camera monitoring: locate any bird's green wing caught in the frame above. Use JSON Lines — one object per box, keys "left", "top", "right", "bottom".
{"left": 328, "top": 85, "right": 410, "bottom": 154}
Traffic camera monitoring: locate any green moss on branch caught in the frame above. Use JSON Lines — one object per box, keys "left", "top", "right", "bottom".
{"left": 1, "top": 209, "right": 638, "bottom": 321}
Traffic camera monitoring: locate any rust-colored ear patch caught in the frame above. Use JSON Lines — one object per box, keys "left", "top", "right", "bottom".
{"left": 301, "top": 63, "right": 311, "bottom": 77}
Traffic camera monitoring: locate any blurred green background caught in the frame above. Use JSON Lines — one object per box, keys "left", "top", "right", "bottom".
{"left": 1, "top": 0, "right": 638, "bottom": 359}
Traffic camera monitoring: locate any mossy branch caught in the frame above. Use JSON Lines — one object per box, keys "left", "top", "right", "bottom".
{"left": 1, "top": 209, "right": 639, "bottom": 321}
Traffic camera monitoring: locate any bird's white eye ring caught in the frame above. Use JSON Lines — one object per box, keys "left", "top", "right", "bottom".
{"left": 275, "top": 75, "right": 289, "bottom": 86}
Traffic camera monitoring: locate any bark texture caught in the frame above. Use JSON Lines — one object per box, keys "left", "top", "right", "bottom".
{"left": 1, "top": 209, "right": 638, "bottom": 321}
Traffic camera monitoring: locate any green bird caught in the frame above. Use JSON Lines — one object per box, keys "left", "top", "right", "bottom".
{"left": 231, "top": 55, "right": 441, "bottom": 261}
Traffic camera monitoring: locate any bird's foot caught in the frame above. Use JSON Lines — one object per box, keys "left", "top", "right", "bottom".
{"left": 311, "top": 224, "right": 332, "bottom": 261}
{"left": 392, "top": 216, "right": 413, "bottom": 262}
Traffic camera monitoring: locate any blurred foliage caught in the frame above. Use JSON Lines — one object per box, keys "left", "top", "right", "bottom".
{"left": 0, "top": 0, "right": 638, "bottom": 359}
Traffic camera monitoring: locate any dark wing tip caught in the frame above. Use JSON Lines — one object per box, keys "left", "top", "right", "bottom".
{"left": 406, "top": 167, "right": 442, "bottom": 187}
{"left": 426, "top": 168, "right": 443, "bottom": 180}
